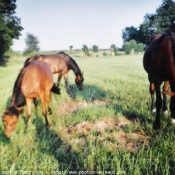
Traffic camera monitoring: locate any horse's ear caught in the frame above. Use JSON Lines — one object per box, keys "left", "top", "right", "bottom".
{"left": 82, "top": 71, "right": 84, "bottom": 75}
{"left": 163, "top": 91, "right": 175, "bottom": 97}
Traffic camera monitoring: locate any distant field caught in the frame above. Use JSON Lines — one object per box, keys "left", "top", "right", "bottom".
{"left": 0, "top": 54, "right": 175, "bottom": 174}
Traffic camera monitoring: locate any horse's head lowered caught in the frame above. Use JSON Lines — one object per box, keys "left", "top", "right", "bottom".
{"left": 3, "top": 106, "right": 19, "bottom": 137}
{"left": 75, "top": 71, "right": 84, "bottom": 90}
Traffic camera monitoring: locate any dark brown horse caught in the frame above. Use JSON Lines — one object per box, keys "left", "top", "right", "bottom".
{"left": 24, "top": 52, "right": 84, "bottom": 92}
{"left": 3, "top": 61, "right": 60, "bottom": 137}
{"left": 147, "top": 34, "right": 169, "bottom": 114}
{"left": 143, "top": 31, "right": 175, "bottom": 129}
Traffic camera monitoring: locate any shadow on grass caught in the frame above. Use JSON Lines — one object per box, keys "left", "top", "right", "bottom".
{"left": 33, "top": 115, "right": 83, "bottom": 171}
{"left": 69, "top": 83, "right": 152, "bottom": 128}
{"left": 122, "top": 110, "right": 153, "bottom": 126}
{"left": 71, "top": 84, "right": 107, "bottom": 102}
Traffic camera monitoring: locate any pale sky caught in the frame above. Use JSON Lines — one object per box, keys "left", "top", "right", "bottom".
{"left": 11, "top": 0, "right": 163, "bottom": 51}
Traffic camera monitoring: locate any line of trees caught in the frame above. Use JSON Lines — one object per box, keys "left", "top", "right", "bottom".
{"left": 81, "top": 42, "right": 143, "bottom": 56}
{"left": 82, "top": 44, "right": 119, "bottom": 57}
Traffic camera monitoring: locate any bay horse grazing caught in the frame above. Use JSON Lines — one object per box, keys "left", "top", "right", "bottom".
{"left": 143, "top": 31, "right": 175, "bottom": 129}
{"left": 24, "top": 52, "right": 84, "bottom": 93}
{"left": 3, "top": 61, "right": 60, "bottom": 137}
{"left": 147, "top": 34, "right": 169, "bottom": 114}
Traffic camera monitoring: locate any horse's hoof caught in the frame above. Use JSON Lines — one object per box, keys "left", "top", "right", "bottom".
{"left": 152, "top": 108, "right": 156, "bottom": 114}
{"left": 164, "top": 110, "right": 168, "bottom": 116}
{"left": 172, "top": 119, "right": 175, "bottom": 124}
{"left": 48, "top": 110, "right": 52, "bottom": 115}
{"left": 46, "top": 124, "right": 50, "bottom": 130}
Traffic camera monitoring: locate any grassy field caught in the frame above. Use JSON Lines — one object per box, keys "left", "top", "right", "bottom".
{"left": 0, "top": 54, "right": 175, "bottom": 175}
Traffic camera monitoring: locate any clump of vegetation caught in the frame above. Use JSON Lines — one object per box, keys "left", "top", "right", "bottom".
{"left": 123, "top": 40, "right": 144, "bottom": 55}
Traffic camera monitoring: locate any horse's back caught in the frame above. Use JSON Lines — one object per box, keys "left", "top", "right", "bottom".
{"left": 26, "top": 53, "right": 70, "bottom": 74}
{"left": 21, "top": 61, "right": 53, "bottom": 98}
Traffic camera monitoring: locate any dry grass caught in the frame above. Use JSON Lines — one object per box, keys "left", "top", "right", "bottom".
{"left": 57, "top": 100, "right": 150, "bottom": 152}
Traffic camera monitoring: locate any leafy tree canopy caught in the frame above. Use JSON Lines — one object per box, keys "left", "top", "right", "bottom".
{"left": 0, "top": 0, "right": 23, "bottom": 62}
{"left": 122, "top": 0, "right": 175, "bottom": 44}
{"left": 82, "top": 45, "right": 90, "bottom": 56}
{"left": 123, "top": 42, "right": 131, "bottom": 55}
{"left": 137, "top": 43, "right": 144, "bottom": 53}
{"left": 92, "top": 45, "right": 98, "bottom": 53}
{"left": 110, "top": 44, "right": 118, "bottom": 55}
{"left": 129, "top": 40, "right": 137, "bottom": 50}
{"left": 23, "top": 33, "right": 40, "bottom": 55}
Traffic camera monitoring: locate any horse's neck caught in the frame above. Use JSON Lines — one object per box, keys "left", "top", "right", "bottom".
{"left": 69, "top": 58, "right": 81, "bottom": 75}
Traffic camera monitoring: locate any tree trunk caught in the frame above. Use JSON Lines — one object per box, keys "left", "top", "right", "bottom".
{"left": 130, "top": 48, "right": 134, "bottom": 55}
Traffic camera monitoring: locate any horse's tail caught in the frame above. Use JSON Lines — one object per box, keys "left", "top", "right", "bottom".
{"left": 51, "top": 83, "right": 60, "bottom": 95}
{"left": 168, "top": 30, "right": 175, "bottom": 58}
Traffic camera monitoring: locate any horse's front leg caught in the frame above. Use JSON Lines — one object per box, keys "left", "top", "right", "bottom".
{"left": 26, "top": 98, "right": 32, "bottom": 130}
{"left": 64, "top": 73, "right": 69, "bottom": 92}
{"left": 57, "top": 74, "right": 62, "bottom": 87}
{"left": 162, "top": 81, "right": 169, "bottom": 115}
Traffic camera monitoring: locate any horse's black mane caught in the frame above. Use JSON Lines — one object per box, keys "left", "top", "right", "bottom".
{"left": 5, "top": 106, "right": 19, "bottom": 116}
{"left": 24, "top": 57, "right": 30, "bottom": 66}
{"left": 12, "top": 62, "right": 30, "bottom": 107}
{"left": 58, "top": 51, "right": 82, "bottom": 76}
{"left": 24, "top": 55, "right": 40, "bottom": 66}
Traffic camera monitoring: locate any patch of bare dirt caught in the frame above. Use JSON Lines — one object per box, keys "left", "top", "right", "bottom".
{"left": 58, "top": 116, "right": 150, "bottom": 152}
{"left": 57, "top": 100, "right": 109, "bottom": 116}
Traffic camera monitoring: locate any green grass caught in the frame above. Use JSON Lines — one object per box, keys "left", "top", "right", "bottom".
{"left": 0, "top": 54, "right": 175, "bottom": 174}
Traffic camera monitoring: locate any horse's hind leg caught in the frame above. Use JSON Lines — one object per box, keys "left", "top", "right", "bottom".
{"left": 46, "top": 91, "right": 52, "bottom": 115}
{"left": 154, "top": 81, "right": 162, "bottom": 129}
{"left": 162, "top": 81, "right": 169, "bottom": 115}
{"left": 150, "top": 83, "right": 156, "bottom": 114}
{"left": 33, "top": 98, "right": 38, "bottom": 113}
